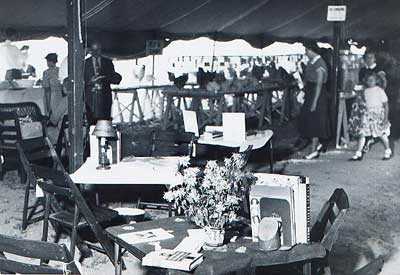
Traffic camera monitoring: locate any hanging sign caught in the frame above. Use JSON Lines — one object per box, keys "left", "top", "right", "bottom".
{"left": 327, "top": 5, "right": 347, "bottom": 21}
{"left": 146, "top": 40, "right": 164, "bottom": 55}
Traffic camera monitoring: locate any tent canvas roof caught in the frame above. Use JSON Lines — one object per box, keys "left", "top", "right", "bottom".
{"left": 1, "top": 0, "right": 399, "bottom": 57}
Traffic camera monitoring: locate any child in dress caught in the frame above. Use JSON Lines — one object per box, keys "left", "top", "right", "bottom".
{"left": 350, "top": 73, "right": 392, "bottom": 160}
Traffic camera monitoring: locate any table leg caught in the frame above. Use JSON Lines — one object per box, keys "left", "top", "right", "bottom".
{"left": 336, "top": 97, "right": 345, "bottom": 148}
{"left": 269, "top": 138, "right": 273, "bottom": 173}
{"left": 115, "top": 242, "right": 122, "bottom": 275}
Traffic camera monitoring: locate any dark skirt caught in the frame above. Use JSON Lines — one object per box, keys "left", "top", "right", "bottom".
{"left": 298, "top": 82, "right": 331, "bottom": 139}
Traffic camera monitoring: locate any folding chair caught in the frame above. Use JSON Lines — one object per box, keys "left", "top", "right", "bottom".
{"left": 136, "top": 129, "right": 188, "bottom": 216}
{"left": 32, "top": 165, "right": 122, "bottom": 265}
{"left": 0, "top": 233, "right": 81, "bottom": 275}
{"left": 0, "top": 102, "right": 46, "bottom": 179}
{"left": 17, "top": 137, "right": 65, "bottom": 230}
{"left": 309, "top": 188, "right": 350, "bottom": 275}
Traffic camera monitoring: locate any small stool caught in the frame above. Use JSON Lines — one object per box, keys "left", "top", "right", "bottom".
{"left": 114, "top": 208, "right": 145, "bottom": 223}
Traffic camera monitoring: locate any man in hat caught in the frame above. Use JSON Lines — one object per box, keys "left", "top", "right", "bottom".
{"left": 84, "top": 40, "right": 122, "bottom": 124}
{"left": 42, "top": 53, "right": 62, "bottom": 121}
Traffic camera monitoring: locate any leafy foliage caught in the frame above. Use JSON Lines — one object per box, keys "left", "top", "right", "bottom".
{"left": 164, "top": 154, "right": 256, "bottom": 228}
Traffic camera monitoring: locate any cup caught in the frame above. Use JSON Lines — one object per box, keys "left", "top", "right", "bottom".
{"left": 258, "top": 217, "right": 281, "bottom": 251}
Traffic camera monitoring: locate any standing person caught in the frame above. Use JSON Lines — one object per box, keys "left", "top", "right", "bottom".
{"left": 42, "top": 53, "right": 62, "bottom": 121}
{"left": 20, "top": 45, "right": 36, "bottom": 78}
{"left": 357, "top": 51, "right": 386, "bottom": 153}
{"left": 298, "top": 41, "right": 331, "bottom": 160}
{"left": 349, "top": 73, "right": 391, "bottom": 160}
{"left": 84, "top": 40, "right": 121, "bottom": 124}
{"left": 0, "top": 28, "right": 24, "bottom": 80}
{"left": 359, "top": 52, "right": 384, "bottom": 85}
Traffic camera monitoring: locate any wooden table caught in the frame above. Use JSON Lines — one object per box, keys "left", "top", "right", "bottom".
{"left": 107, "top": 217, "right": 326, "bottom": 275}
{"left": 197, "top": 130, "right": 274, "bottom": 172}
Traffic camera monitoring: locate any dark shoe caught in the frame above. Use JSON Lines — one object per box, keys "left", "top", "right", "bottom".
{"left": 349, "top": 151, "right": 363, "bottom": 161}
{"left": 303, "top": 151, "right": 320, "bottom": 160}
{"left": 317, "top": 144, "right": 327, "bottom": 153}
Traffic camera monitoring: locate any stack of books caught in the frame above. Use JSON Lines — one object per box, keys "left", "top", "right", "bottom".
{"left": 142, "top": 249, "right": 203, "bottom": 271}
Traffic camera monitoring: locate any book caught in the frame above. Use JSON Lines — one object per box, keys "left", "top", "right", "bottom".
{"left": 203, "top": 131, "right": 223, "bottom": 140}
{"left": 142, "top": 249, "right": 203, "bottom": 272}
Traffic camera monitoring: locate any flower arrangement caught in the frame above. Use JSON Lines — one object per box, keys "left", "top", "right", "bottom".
{"left": 164, "top": 154, "right": 256, "bottom": 229}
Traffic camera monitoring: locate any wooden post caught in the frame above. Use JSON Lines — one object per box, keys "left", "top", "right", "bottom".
{"left": 67, "top": 0, "right": 85, "bottom": 172}
{"left": 332, "top": 0, "right": 345, "bottom": 142}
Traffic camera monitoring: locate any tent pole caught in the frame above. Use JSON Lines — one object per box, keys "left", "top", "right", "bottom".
{"left": 332, "top": 0, "right": 345, "bottom": 144}
{"left": 67, "top": 0, "right": 85, "bottom": 172}
{"left": 152, "top": 55, "right": 155, "bottom": 86}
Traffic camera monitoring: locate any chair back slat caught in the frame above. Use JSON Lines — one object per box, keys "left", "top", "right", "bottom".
{"left": 0, "top": 234, "right": 80, "bottom": 274}
{"left": 310, "top": 188, "right": 349, "bottom": 252}
{"left": 0, "top": 112, "right": 22, "bottom": 144}
{"left": 320, "top": 209, "right": 347, "bottom": 251}
{"left": 353, "top": 256, "right": 384, "bottom": 275}
{"left": 0, "top": 259, "right": 66, "bottom": 275}
{"left": 0, "top": 234, "right": 68, "bottom": 261}
{"left": 18, "top": 137, "right": 64, "bottom": 171}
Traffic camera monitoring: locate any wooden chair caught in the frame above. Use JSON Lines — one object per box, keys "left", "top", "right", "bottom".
{"left": 31, "top": 164, "right": 121, "bottom": 265}
{"left": 0, "top": 111, "right": 22, "bottom": 180}
{"left": 0, "top": 102, "right": 46, "bottom": 179}
{"left": 148, "top": 129, "right": 189, "bottom": 157}
{"left": 17, "top": 137, "right": 65, "bottom": 230}
{"left": 0, "top": 233, "right": 81, "bottom": 275}
{"left": 309, "top": 188, "right": 350, "bottom": 275}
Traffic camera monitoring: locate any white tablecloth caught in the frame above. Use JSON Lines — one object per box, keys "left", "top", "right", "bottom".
{"left": 70, "top": 156, "right": 184, "bottom": 186}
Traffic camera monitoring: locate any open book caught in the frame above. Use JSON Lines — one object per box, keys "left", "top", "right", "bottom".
{"left": 142, "top": 249, "right": 203, "bottom": 272}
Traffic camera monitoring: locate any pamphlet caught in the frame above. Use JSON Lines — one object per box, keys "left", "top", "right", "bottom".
{"left": 222, "top": 113, "right": 246, "bottom": 142}
{"left": 117, "top": 228, "right": 174, "bottom": 245}
{"left": 182, "top": 110, "right": 199, "bottom": 137}
{"left": 142, "top": 249, "right": 203, "bottom": 272}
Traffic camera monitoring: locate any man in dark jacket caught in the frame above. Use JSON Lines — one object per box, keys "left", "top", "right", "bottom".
{"left": 84, "top": 41, "right": 121, "bottom": 124}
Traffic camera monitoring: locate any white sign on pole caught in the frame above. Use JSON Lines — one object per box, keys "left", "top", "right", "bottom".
{"left": 327, "top": 5, "right": 347, "bottom": 21}
{"left": 146, "top": 40, "right": 164, "bottom": 55}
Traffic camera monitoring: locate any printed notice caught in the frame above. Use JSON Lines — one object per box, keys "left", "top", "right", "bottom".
{"left": 327, "top": 5, "right": 347, "bottom": 21}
